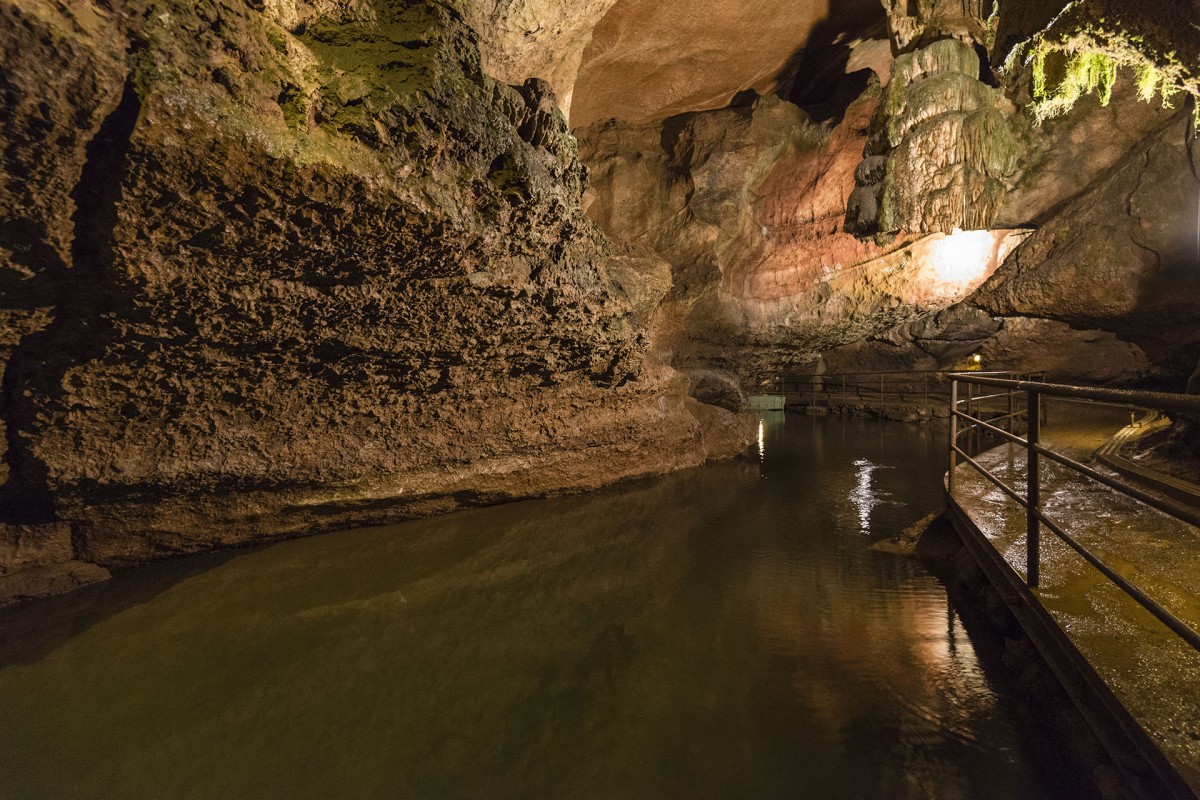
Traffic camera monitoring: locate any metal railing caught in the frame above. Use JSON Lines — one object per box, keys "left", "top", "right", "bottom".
{"left": 769, "top": 370, "right": 1044, "bottom": 415}
{"left": 948, "top": 373, "right": 1200, "bottom": 656}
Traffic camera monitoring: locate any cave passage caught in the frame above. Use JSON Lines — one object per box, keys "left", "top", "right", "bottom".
{"left": 0, "top": 415, "right": 1084, "bottom": 799}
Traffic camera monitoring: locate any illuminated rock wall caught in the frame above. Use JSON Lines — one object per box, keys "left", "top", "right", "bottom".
{"left": 0, "top": 0, "right": 753, "bottom": 604}
{"left": 579, "top": 89, "right": 1028, "bottom": 401}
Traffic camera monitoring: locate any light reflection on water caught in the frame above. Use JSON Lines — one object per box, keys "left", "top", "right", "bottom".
{"left": 0, "top": 414, "right": 1082, "bottom": 799}
{"left": 849, "top": 458, "right": 893, "bottom": 534}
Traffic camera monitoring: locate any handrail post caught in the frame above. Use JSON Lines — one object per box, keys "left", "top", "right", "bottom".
{"left": 1027, "top": 388, "right": 1041, "bottom": 589}
{"left": 949, "top": 380, "right": 958, "bottom": 494}
{"left": 966, "top": 382, "right": 974, "bottom": 455}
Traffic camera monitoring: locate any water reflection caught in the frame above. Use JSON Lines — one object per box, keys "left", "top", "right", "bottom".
{"left": 849, "top": 458, "right": 892, "bottom": 534}
{"left": 0, "top": 415, "right": 1079, "bottom": 800}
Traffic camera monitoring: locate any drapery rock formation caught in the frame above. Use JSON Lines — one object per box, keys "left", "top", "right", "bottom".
{"left": 0, "top": 0, "right": 752, "bottom": 605}
{"left": 847, "top": 0, "right": 1022, "bottom": 239}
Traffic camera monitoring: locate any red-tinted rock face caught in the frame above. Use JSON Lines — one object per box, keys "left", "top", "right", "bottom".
{"left": 0, "top": 0, "right": 753, "bottom": 605}
{"left": 730, "top": 95, "right": 885, "bottom": 301}
{"left": 579, "top": 87, "right": 1030, "bottom": 398}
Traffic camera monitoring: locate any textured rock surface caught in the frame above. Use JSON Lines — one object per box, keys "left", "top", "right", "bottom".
{"left": 0, "top": 0, "right": 752, "bottom": 603}
{"left": 819, "top": 107, "right": 1199, "bottom": 386}
{"left": 846, "top": 38, "right": 1021, "bottom": 237}
{"left": 456, "top": 0, "right": 618, "bottom": 117}
{"left": 996, "top": 82, "right": 1178, "bottom": 226}
{"left": 975, "top": 114, "right": 1200, "bottom": 377}
{"left": 820, "top": 308, "right": 1152, "bottom": 385}
{"left": 570, "top": 0, "right": 885, "bottom": 128}
{"left": 580, "top": 89, "right": 1028, "bottom": 397}
{"left": 882, "top": 0, "right": 993, "bottom": 52}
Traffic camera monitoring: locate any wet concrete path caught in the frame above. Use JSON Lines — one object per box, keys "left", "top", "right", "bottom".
{"left": 951, "top": 401, "right": 1200, "bottom": 791}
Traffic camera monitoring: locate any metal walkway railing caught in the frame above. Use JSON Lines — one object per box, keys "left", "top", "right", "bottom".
{"left": 770, "top": 370, "right": 1044, "bottom": 414}
{"left": 949, "top": 373, "right": 1200, "bottom": 655}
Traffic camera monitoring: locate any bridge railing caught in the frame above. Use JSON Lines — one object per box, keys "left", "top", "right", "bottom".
{"left": 948, "top": 373, "right": 1200, "bottom": 656}
{"left": 769, "top": 370, "right": 1044, "bottom": 415}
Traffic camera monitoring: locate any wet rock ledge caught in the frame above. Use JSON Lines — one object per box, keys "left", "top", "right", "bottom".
{"left": 0, "top": 0, "right": 753, "bottom": 605}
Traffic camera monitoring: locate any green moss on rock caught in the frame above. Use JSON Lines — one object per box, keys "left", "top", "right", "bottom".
{"left": 1004, "top": 0, "right": 1200, "bottom": 123}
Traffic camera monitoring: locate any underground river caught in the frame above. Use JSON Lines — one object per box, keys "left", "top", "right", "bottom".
{"left": 0, "top": 413, "right": 1085, "bottom": 799}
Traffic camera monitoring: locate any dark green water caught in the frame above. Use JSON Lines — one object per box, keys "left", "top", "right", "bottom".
{"left": 0, "top": 413, "right": 1081, "bottom": 799}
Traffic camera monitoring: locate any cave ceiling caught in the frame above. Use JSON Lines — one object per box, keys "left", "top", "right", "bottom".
{"left": 464, "top": 0, "right": 890, "bottom": 127}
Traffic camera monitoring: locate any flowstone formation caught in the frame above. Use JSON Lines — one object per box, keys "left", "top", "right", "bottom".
{"left": 0, "top": 0, "right": 752, "bottom": 604}
{"left": 846, "top": 4, "right": 1021, "bottom": 237}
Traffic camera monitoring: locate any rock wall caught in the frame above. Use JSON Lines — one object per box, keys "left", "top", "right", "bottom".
{"left": 0, "top": 0, "right": 752, "bottom": 605}
{"left": 976, "top": 113, "right": 1200, "bottom": 377}
{"left": 570, "top": 0, "right": 885, "bottom": 129}
{"left": 455, "top": 0, "right": 619, "bottom": 117}
{"left": 578, "top": 0, "right": 1200, "bottom": 401}
{"left": 579, "top": 88, "right": 1028, "bottom": 403}
{"left": 826, "top": 0, "right": 1200, "bottom": 387}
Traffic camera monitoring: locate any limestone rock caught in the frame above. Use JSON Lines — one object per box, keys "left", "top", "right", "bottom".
{"left": 581, "top": 88, "right": 1028, "bottom": 388}
{"left": 822, "top": 106, "right": 1195, "bottom": 387}
{"left": 848, "top": 38, "right": 1021, "bottom": 237}
{"left": 456, "top": 0, "right": 619, "bottom": 117}
{"left": 0, "top": 561, "right": 111, "bottom": 608}
{"left": 570, "top": 0, "right": 884, "bottom": 128}
{"left": 0, "top": 0, "right": 752, "bottom": 598}
{"left": 975, "top": 114, "right": 1200, "bottom": 377}
{"left": 997, "top": 81, "right": 1179, "bottom": 226}
{"left": 882, "top": 0, "right": 994, "bottom": 53}
{"left": 979, "top": 318, "right": 1152, "bottom": 383}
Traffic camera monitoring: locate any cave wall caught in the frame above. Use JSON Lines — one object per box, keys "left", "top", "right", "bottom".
{"left": 579, "top": 84, "right": 1028, "bottom": 404}
{"left": 4, "top": 0, "right": 1199, "bottom": 603}
{"left": 455, "top": 0, "right": 619, "bottom": 118}
{"left": 579, "top": 0, "right": 1200, "bottom": 399}
{"left": 569, "top": 0, "right": 886, "bottom": 129}
{"left": 0, "top": 0, "right": 752, "bottom": 604}
{"left": 828, "top": 0, "right": 1200, "bottom": 386}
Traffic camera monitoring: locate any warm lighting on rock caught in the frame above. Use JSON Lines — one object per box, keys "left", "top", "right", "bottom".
{"left": 909, "top": 228, "right": 1031, "bottom": 303}
{"left": 928, "top": 228, "right": 997, "bottom": 287}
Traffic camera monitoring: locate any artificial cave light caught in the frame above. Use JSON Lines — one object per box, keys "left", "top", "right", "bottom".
{"left": 927, "top": 228, "right": 997, "bottom": 289}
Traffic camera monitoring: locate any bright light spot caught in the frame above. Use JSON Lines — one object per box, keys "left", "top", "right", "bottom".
{"left": 849, "top": 458, "right": 891, "bottom": 534}
{"left": 757, "top": 420, "right": 766, "bottom": 461}
{"left": 927, "top": 228, "right": 997, "bottom": 288}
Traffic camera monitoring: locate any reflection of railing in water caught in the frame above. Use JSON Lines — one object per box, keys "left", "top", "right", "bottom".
{"left": 948, "top": 373, "right": 1200, "bottom": 655}
{"left": 768, "top": 370, "right": 1045, "bottom": 417}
